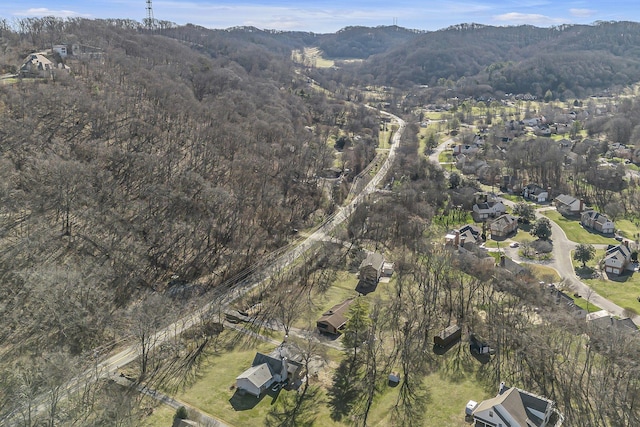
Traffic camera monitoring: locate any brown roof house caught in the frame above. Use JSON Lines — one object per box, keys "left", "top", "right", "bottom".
{"left": 316, "top": 298, "right": 354, "bottom": 335}
{"left": 490, "top": 214, "right": 518, "bottom": 240}
{"left": 468, "top": 383, "right": 560, "bottom": 427}
{"left": 554, "top": 194, "right": 584, "bottom": 217}
{"left": 581, "top": 210, "right": 615, "bottom": 235}
{"left": 603, "top": 243, "right": 632, "bottom": 276}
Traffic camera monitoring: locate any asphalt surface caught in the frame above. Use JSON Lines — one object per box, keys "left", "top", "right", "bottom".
{"left": 429, "top": 138, "right": 640, "bottom": 325}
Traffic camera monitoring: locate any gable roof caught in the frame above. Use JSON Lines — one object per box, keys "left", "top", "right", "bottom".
{"left": 582, "top": 210, "right": 612, "bottom": 225}
{"left": 554, "top": 194, "right": 579, "bottom": 207}
{"left": 236, "top": 363, "right": 273, "bottom": 388}
{"left": 317, "top": 298, "right": 354, "bottom": 330}
{"left": 458, "top": 224, "right": 482, "bottom": 242}
{"left": 360, "top": 252, "right": 384, "bottom": 271}
{"left": 252, "top": 352, "right": 283, "bottom": 375}
{"left": 605, "top": 244, "right": 631, "bottom": 262}
{"left": 491, "top": 214, "right": 517, "bottom": 231}
{"left": 474, "top": 386, "right": 553, "bottom": 427}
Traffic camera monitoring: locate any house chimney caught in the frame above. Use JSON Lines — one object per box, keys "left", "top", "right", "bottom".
{"left": 500, "top": 254, "right": 506, "bottom": 267}
{"left": 623, "top": 240, "right": 629, "bottom": 248}
{"left": 454, "top": 230, "right": 460, "bottom": 246}
{"left": 459, "top": 236, "right": 466, "bottom": 249}
{"left": 579, "top": 199, "right": 584, "bottom": 213}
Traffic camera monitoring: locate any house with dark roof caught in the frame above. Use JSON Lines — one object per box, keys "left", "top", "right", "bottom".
{"left": 473, "top": 200, "right": 507, "bottom": 220}
{"left": 603, "top": 243, "right": 632, "bottom": 276}
{"left": 316, "top": 298, "right": 355, "bottom": 335}
{"left": 554, "top": 194, "right": 584, "bottom": 216}
{"left": 498, "top": 255, "right": 528, "bottom": 277}
{"left": 581, "top": 210, "right": 615, "bottom": 235}
{"left": 490, "top": 214, "right": 518, "bottom": 239}
{"left": 470, "top": 383, "right": 558, "bottom": 427}
{"left": 445, "top": 224, "right": 483, "bottom": 250}
{"left": 522, "top": 184, "right": 549, "bottom": 203}
{"left": 586, "top": 310, "right": 637, "bottom": 333}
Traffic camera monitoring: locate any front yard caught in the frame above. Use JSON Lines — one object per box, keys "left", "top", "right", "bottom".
{"left": 542, "top": 210, "right": 618, "bottom": 245}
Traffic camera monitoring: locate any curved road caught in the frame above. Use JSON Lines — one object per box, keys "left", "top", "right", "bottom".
{"left": 428, "top": 137, "right": 640, "bottom": 325}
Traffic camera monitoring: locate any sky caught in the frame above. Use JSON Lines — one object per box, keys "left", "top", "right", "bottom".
{"left": 0, "top": 1, "right": 638, "bottom": 33}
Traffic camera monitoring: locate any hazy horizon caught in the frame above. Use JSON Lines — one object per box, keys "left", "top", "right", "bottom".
{"left": 0, "top": 1, "right": 637, "bottom": 34}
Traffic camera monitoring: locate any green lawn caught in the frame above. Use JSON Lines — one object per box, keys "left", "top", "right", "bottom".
{"left": 291, "top": 271, "right": 359, "bottom": 330}
{"left": 570, "top": 294, "right": 602, "bottom": 313}
{"left": 542, "top": 210, "right": 618, "bottom": 245}
{"left": 585, "top": 274, "right": 640, "bottom": 315}
{"left": 523, "top": 263, "right": 562, "bottom": 283}
{"left": 378, "top": 129, "right": 392, "bottom": 150}
{"left": 141, "top": 328, "right": 493, "bottom": 427}
{"left": 615, "top": 218, "right": 640, "bottom": 241}
{"left": 438, "top": 150, "right": 453, "bottom": 163}
{"left": 569, "top": 248, "right": 640, "bottom": 315}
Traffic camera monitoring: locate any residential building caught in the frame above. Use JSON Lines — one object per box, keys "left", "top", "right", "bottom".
{"left": 581, "top": 210, "right": 615, "bottom": 235}
{"left": 470, "top": 383, "right": 558, "bottom": 427}
{"left": 554, "top": 194, "right": 584, "bottom": 216}
{"left": 473, "top": 201, "right": 507, "bottom": 220}
{"left": 359, "top": 252, "right": 385, "bottom": 285}
{"left": 445, "top": 224, "right": 483, "bottom": 250}
{"left": 490, "top": 214, "right": 518, "bottom": 239}
{"left": 236, "top": 352, "right": 290, "bottom": 397}
{"left": 586, "top": 310, "right": 637, "bottom": 333}
{"left": 522, "top": 184, "right": 549, "bottom": 203}
{"left": 317, "top": 298, "right": 355, "bottom": 335}
{"left": 603, "top": 243, "right": 632, "bottom": 276}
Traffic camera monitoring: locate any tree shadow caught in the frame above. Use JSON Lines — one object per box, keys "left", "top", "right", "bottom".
{"left": 229, "top": 389, "right": 267, "bottom": 411}
{"left": 264, "top": 386, "right": 320, "bottom": 427}
{"left": 327, "top": 359, "right": 361, "bottom": 422}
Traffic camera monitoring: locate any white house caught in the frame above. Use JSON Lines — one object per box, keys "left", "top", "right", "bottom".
{"left": 603, "top": 243, "right": 632, "bottom": 276}
{"left": 470, "top": 383, "right": 557, "bottom": 427}
{"left": 522, "top": 184, "right": 549, "bottom": 203}
{"left": 473, "top": 201, "right": 507, "bottom": 220}
{"left": 236, "top": 352, "right": 290, "bottom": 397}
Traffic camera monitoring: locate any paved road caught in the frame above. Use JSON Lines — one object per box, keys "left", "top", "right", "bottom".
{"left": 0, "top": 111, "right": 406, "bottom": 426}
{"left": 428, "top": 133, "right": 640, "bottom": 324}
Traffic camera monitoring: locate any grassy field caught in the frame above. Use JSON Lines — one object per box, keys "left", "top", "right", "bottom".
{"left": 378, "top": 129, "right": 393, "bottom": 150}
{"left": 585, "top": 274, "right": 640, "bottom": 315}
{"left": 615, "top": 218, "right": 640, "bottom": 240}
{"left": 141, "top": 330, "right": 493, "bottom": 427}
{"left": 542, "top": 210, "right": 618, "bottom": 245}
{"left": 291, "top": 271, "right": 359, "bottom": 331}
{"left": 438, "top": 150, "right": 453, "bottom": 163}
{"left": 523, "top": 263, "right": 562, "bottom": 283}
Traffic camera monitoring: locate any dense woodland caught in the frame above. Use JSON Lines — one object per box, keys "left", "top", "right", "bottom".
{"left": 1, "top": 16, "right": 640, "bottom": 426}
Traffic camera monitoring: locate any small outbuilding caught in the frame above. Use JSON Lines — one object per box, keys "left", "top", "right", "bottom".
{"left": 434, "top": 325, "right": 462, "bottom": 348}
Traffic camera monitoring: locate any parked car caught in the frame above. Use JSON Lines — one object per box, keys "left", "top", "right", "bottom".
{"left": 509, "top": 242, "right": 519, "bottom": 248}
